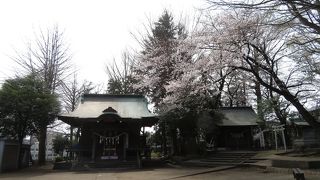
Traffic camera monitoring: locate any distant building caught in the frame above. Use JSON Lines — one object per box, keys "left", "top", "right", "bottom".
{"left": 0, "top": 139, "right": 31, "bottom": 172}
{"left": 289, "top": 109, "right": 320, "bottom": 148}
{"left": 30, "top": 130, "right": 65, "bottom": 161}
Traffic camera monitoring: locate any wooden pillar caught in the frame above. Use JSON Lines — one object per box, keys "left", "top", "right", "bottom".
{"left": 70, "top": 126, "right": 73, "bottom": 160}
{"left": 123, "top": 133, "right": 128, "bottom": 161}
{"left": 0, "top": 140, "right": 5, "bottom": 172}
{"left": 260, "top": 131, "right": 265, "bottom": 149}
{"left": 137, "top": 127, "right": 142, "bottom": 168}
{"left": 91, "top": 134, "right": 96, "bottom": 162}
{"left": 137, "top": 151, "right": 141, "bottom": 168}
{"left": 274, "top": 130, "right": 278, "bottom": 151}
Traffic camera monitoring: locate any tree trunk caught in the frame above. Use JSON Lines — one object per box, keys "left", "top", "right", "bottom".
{"left": 170, "top": 128, "right": 178, "bottom": 155}
{"left": 266, "top": 58, "right": 319, "bottom": 127}
{"left": 255, "top": 80, "right": 264, "bottom": 122}
{"left": 216, "top": 70, "right": 225, "bottom": 107}
{"left": 229, "top": 97, "right": 233, "bottom": 107}
{"left": 17, "top": 138, "right": 23, "bottom": 169}
{"left": 238, "top": 60, "right": 320, "bottom": 128}
{"left": 241, "top": 80, "right": 247, "bottom": 106}
{"left": 268, "top": 68, "right": 319, "bottom": 127}
{"left": 282, "top": 90, "right": 320, "bottom": 127}
{"left": 38, "top": 127, "right": 47, "bottom": 165}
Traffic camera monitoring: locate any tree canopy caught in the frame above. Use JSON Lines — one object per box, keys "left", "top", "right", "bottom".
{"left": 106, "top": 52, "right": 139, "bottom": 95}
{"left": 202, "top": 1, "right": 320, "bottom": 127}
{"left": 0, "top": 74, "right": 60, "bottom": 143}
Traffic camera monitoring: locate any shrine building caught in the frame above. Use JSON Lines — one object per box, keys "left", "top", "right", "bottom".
{"left": 216, "top": 107, "right": 262, "bottom": 150}
{"left": 58, "top": 94, "right": 158, "bottom": 167}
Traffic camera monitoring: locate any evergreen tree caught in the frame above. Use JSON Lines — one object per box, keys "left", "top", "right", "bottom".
{"left": 135, "top": 10, "right": 187, "bottom": 107}
{"left": 0, "top": 74, "right": 59, "bottom": 166}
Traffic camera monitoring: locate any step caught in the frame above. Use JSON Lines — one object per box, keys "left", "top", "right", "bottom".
{"left": 84, "top": 161, "right": 137, "bottom": 168}
{"left": 202, "top": 158, "right": 251, "bottom": 162}
{"left": 205, "top": 158, "right": 245, "bottom": 161}
{"left": 209, "top": 153, "right": 256, "bottom": 156}
{"left": 207, "top": 156, "right": 253, "bottom": 159}
{"left": 183, "top": 161, "right": 243, "bottom": 167}
{"left": 202, "top": 159, "right": 241, "bottom": 163}
{"left": 206, "top": 157, "right": 255, "bottom": 160}
{"left": 244, "top": 161, "right": 258, "bottom": 163}
{"left": 204, "top": 159, "right": 242, "bottom": 162}
{"left": 201, "top": 153, "right": 257, "bottom": 163}
{"left": 183, "top": 151, "right": 259, "bottom": 167}
{"left": 208, "top": 154, "right": 256, "bottom": 157}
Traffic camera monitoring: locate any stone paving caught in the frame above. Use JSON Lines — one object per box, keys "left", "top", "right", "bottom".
{"left": 0, "top": 165, "right": 319, "bottom": 180}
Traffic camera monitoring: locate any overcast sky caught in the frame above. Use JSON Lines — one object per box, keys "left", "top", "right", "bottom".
{"left": 0, "top": 0, "right": 205, "bottom": 88}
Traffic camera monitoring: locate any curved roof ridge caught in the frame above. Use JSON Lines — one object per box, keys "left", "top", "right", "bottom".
{"left": 83, "top": 94, "right": 145, "bottom": 98}
{"left": 220, "top": 106, "right": 253, "bottom": 109}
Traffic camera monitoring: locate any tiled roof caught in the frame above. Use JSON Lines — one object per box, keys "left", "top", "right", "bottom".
{"left": 59, "top": 94, "right": 156, "bottom": 119}
{"left": 217, "top": 107, "right": 260, "bottom": 126}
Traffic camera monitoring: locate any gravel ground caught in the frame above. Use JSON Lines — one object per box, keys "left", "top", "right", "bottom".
{"left": 0, "top": 166, "right": 319, "bottom": 180}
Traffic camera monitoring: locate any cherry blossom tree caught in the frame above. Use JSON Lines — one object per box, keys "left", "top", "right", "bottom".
{"left": 164, "top": 7, "right": 320, "bottom": 128}
{"left": 200, "top": 10, "right": 320, "bottom": 127}
{"left": 206, "top": 0, "right": 320, "bottom": 56}
{"left": 133, "top": 10, "right": 191, "bottom": 155}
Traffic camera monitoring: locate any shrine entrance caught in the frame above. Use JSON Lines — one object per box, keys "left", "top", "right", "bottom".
{"left": 93, "top": 131, "right": 128, "bottom": 161}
